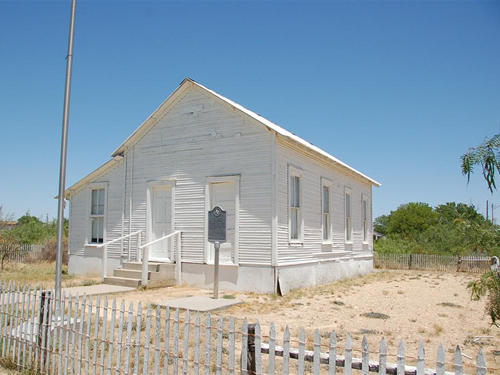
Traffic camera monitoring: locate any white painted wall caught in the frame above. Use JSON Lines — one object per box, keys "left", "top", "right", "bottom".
{"left": 69, "top": 84, "right": 274, "bottom": 265}
{"left": 275, "top": 137, "right": 373, "bottom": 265}
{"left": 68, "top": 82, "right": 375, "bottom": 290}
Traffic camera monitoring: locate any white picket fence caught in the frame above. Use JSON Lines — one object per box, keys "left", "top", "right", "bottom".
{"left": 0, "top": 282, "right": 494, "bottom": 374}
{"left": 374, "top": 253, "right": 491, "bottom": 273}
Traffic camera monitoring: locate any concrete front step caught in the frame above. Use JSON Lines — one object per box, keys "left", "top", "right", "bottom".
{"left": 103, "top": 276, "right": 141, "bottom": 288}
{"left": 114, "top": 268, "right": 149, "bottom": 280}
{"left": 122, "top": 262, "right": 165, "bottom": 272}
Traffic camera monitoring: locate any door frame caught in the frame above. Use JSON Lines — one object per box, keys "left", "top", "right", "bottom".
{"left": 204, "top": 175, "right": 240, "bottom": 264}
{"left": 146, "top": 180, "right": 176, "bottom": 261}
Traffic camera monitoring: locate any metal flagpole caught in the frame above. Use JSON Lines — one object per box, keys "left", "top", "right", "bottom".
{"left": 55, "top": 0, "right": 77, "bottom": 302}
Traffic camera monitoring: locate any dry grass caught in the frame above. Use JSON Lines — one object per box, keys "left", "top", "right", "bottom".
{"left": 0, "top": 261, "right": 100, "bottom": 288}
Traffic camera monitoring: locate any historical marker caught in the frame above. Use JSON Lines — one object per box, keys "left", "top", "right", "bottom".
{"left": 208, "top": 206, "right": 226, "bottom": 299}
{"left": 208, "top": 206, "right": 226, "bottom": 243}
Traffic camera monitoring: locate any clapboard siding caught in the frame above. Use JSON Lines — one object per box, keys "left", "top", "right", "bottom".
{"left": 68, "top": 188, "right": 87, "bottom": 256}
{"left": 68, "top": 80, "right": 377, "bottom": 276}
{"left": 75, "top": 85, "right": 274, "bottom": 264}
{"left": 136, "top": 86, "right": 271, "bottom": 263}
{"left": 276, "top": 137, "right": 373, "bottom": 265}
{"left": 94, "top": 162, "right": 125, "bottom": 258}
{"left": 68, "top": 161, "right": 125, "bottom": 258}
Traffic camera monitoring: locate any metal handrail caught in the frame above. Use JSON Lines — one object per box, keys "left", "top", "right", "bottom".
{"left": 140, "top": 231, "right": 182, "bottom": 287}
{"left": 99, "top": 230, "right": 143, "bottom": 280}
{"left": 138, "top": 231, "right": 180, "bottom": 249}
{"left": 94, "top": 230, "right": 143, "bottom": 248}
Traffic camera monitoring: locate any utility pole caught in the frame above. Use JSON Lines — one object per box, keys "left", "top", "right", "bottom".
{"left": 486, "top": 200, "right": 489, "bottom": 221}
{"left": 55, "top": 0, "right": 77, "bottom": 302}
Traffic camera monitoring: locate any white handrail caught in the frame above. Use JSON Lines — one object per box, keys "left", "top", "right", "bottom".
{"left": 94, "top": 230, "right": 143, "bottom": 248}
{"left": 140, "top": 231, "right": 181, "bottom": 287}
{"left": 98, "top": 230, "right": 143, "bottom": 280}
{"left": 139, "top": 231, "right": 180, "bottom": 249}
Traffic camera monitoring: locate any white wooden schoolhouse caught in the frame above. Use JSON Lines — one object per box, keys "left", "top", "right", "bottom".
{"left": 65, "top": 78, "right": 381, "bottom": 293}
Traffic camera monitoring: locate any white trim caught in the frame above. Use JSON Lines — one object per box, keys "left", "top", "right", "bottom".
{"left": 320, "top": 177, "right": 333, "bottom": 245}
{"left": 344, "top": 186, "right": 353, "bottom": 244}
{"left": 271, "top": 132, "right": 278, "bottom": 266}
{"left": 361, "top": 194, "right": 369, "bottom": 244}
{"left": 65, "top": 156, "right": 123, "bottom": 199}
{"left": 85, "top": 182, "right": 108, "bottom": 247}
{"left": 205, "top": 174, "right": 240, "bottom": 265}
{"left": 288, "top": 164, "right": 303, "bottom": 244}
{"left": 146, "top": 180, "right": 176, "bottom": 262}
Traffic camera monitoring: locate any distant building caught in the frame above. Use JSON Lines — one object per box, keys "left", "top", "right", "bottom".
{"left": 0, "top": 221, "right": 18, "bottom": 232}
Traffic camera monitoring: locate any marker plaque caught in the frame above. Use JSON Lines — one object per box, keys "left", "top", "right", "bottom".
{"left": 208, "top": 206, "right": 226, "bottom": 243}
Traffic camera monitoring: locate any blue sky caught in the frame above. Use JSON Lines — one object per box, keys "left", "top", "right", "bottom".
{"left": 0, "top": 0, "right": 499, "bottom": 221}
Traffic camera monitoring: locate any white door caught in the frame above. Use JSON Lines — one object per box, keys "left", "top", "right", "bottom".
{"left": 208, "top": 182, "right": 236, "bottom": 264}
{"left": 149, "top": 185, "right": 172, "bottom": 262}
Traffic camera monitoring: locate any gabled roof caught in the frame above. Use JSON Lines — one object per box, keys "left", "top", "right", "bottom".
{"left": 66, "top": 78, "right": 380, "bottom": 197}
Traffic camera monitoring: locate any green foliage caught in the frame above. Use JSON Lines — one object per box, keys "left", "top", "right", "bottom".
{"left": 386, "top": 202, "right": 437, "bottom": 238}
{"left": 461, "top": 134, "right": 500, "bottom": 193}
{"left": 374, "top": 202, "right": 500, "bottom": 256}
{"left": 8, "top": 213, "right": 68, "bottom": 245}
{"left": 468, "top": 271, "right": 500, "bottom": 326}
{"left": 373, "top": 214, "right": 390, "bottom": 235}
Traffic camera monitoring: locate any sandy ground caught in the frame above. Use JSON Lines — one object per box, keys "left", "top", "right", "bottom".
{"left": 107, "top": 270, "right": 500, "bottom": 371}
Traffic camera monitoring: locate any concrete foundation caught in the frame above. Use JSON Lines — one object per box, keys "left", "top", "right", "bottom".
{"left": 276, "top": 256, "right": 373, "bottom": 294}
{"left": 181, "top": 263, "right": 275, "bottom": 293}
{"left": 69, "top": 253, "right": 373, "bottom": 294}
{"left": 68, "top": 253, "right": 120, "bottom": 277}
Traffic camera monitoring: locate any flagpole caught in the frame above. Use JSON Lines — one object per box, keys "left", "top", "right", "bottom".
{"left": 55, "top": 0, "right": 77, "bottom": 302}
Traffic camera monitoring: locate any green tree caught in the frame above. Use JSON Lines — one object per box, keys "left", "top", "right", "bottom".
{"left": 468, "top": 270, "right": 500, "bottom": 326}
{"left": 386, "top": 202, "right": 438, "bottom": 238}
{"left": 461, "top": 134, "right": 500, "bottom": 193}
{"left": 373, "top": 214, "right": 390, "bottom": 235}
{"left": 11, "top": 213, "right": 58, "bottom": 244}
{"left": 374, "top": 202, "right": 500, "bottom": 256}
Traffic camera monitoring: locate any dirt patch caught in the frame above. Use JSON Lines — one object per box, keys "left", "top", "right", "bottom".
{"left": 110, "top": 270, "right": 500, "bottom": 370}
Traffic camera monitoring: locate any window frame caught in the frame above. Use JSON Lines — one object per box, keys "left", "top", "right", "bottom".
{"left": 362, "top": 195, "right": 369, "bottom": 243}
{"left": 86, "top": 182, "right": 107, "bottom": 246}
{"left": 288, "top": 165, "right": 303, "bottom": 244}
{"left": 345, "top": 187, "right": 352, "bottom": 243}
{"left": 321, "top": 178, "right": 332, "bottom": 244}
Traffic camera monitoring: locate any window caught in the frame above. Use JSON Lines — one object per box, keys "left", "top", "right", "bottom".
{"left": 289, "top": 174, "right": 302, "bottom": 241}
{"left": 362, "top": 197, "right": 368, "bottom": 242}
{"left": 345, "top": 190, "right": 352, "bottom": 242}
{"left": 90, "top": 188, "right": 105, "bottom": 243}
{"left": 321, "top": 183, "right": 331, "bottom": 242}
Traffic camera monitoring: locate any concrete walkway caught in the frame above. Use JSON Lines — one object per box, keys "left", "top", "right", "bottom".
{"left": 61, "top": 284, "right": 134, "bottom": 296}
{"left": 161, "top": 296, "right": 242, "bottom": 312}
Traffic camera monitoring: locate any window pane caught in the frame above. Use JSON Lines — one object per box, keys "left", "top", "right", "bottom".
{"left": 290, "top": 209, "right": 298, "bottom": 239}
{"left": 323, "top": 213, "right": 330, "bottom": 240}
{"left": 91, "top": 217, "right": 103, "bottom": 243}
{"left": 322, "top": 186, "right": 329, "bottom": 213}
{"left": 345, "top": 193, "right": 351, "bottom": 218}
{"left": 290, "top": 176, "right": 300, "bottom": 208}
{"left": 363, "top": 220, "right": 368, "bottom": 241}
{"left": 91, "top": 189, "right": 105, "bottom": 215}
{"left": 346, "top": 217, "right": 352, "bottom": 241}
{"left": 362, "top": 200, "right": 367, "bottom": 220}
